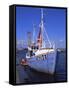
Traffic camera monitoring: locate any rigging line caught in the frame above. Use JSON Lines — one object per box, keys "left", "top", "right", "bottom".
{"left": 43, "top": 26, "right": 52, "bottom": 48}
{"left": 40, "top": 8, "right": 52, "bottom": 48}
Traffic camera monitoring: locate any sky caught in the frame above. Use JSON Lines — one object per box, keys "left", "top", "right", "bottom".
{"left": 16, "top": 6, "right": 66, "bottom": 48}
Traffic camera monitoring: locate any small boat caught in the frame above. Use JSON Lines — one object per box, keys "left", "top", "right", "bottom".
{"left": 26, "top": 9, "right": 57, "bottom": 74}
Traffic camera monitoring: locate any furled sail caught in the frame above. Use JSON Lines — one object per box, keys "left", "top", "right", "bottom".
{"left": 37, "top": 27, "right": 42, "bottom": 49}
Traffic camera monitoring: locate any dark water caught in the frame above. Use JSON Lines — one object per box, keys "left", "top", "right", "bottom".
{"left": 16, "top": 50, "right": 67, "bottom": 84}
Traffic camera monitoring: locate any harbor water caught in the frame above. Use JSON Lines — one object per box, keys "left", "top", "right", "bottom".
{"left": 16, "top": 49, "right": 67, "bottom": 84}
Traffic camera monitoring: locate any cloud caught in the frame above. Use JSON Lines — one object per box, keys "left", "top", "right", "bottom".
{"left": 59, "top": 39, "right": 63, "bottom": 42}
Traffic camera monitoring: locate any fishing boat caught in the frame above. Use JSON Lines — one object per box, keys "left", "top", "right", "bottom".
{"left": 26, "top": 9, "right": 57, "bottom": 74}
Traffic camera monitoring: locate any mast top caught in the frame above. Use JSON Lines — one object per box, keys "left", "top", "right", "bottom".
{"left": 41, "top": 8, "right": 43, "bottom": 21}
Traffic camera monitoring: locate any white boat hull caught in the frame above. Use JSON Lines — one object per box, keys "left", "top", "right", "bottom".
{"left": 27, "top": 50, "right": 57, "bottom": 74}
